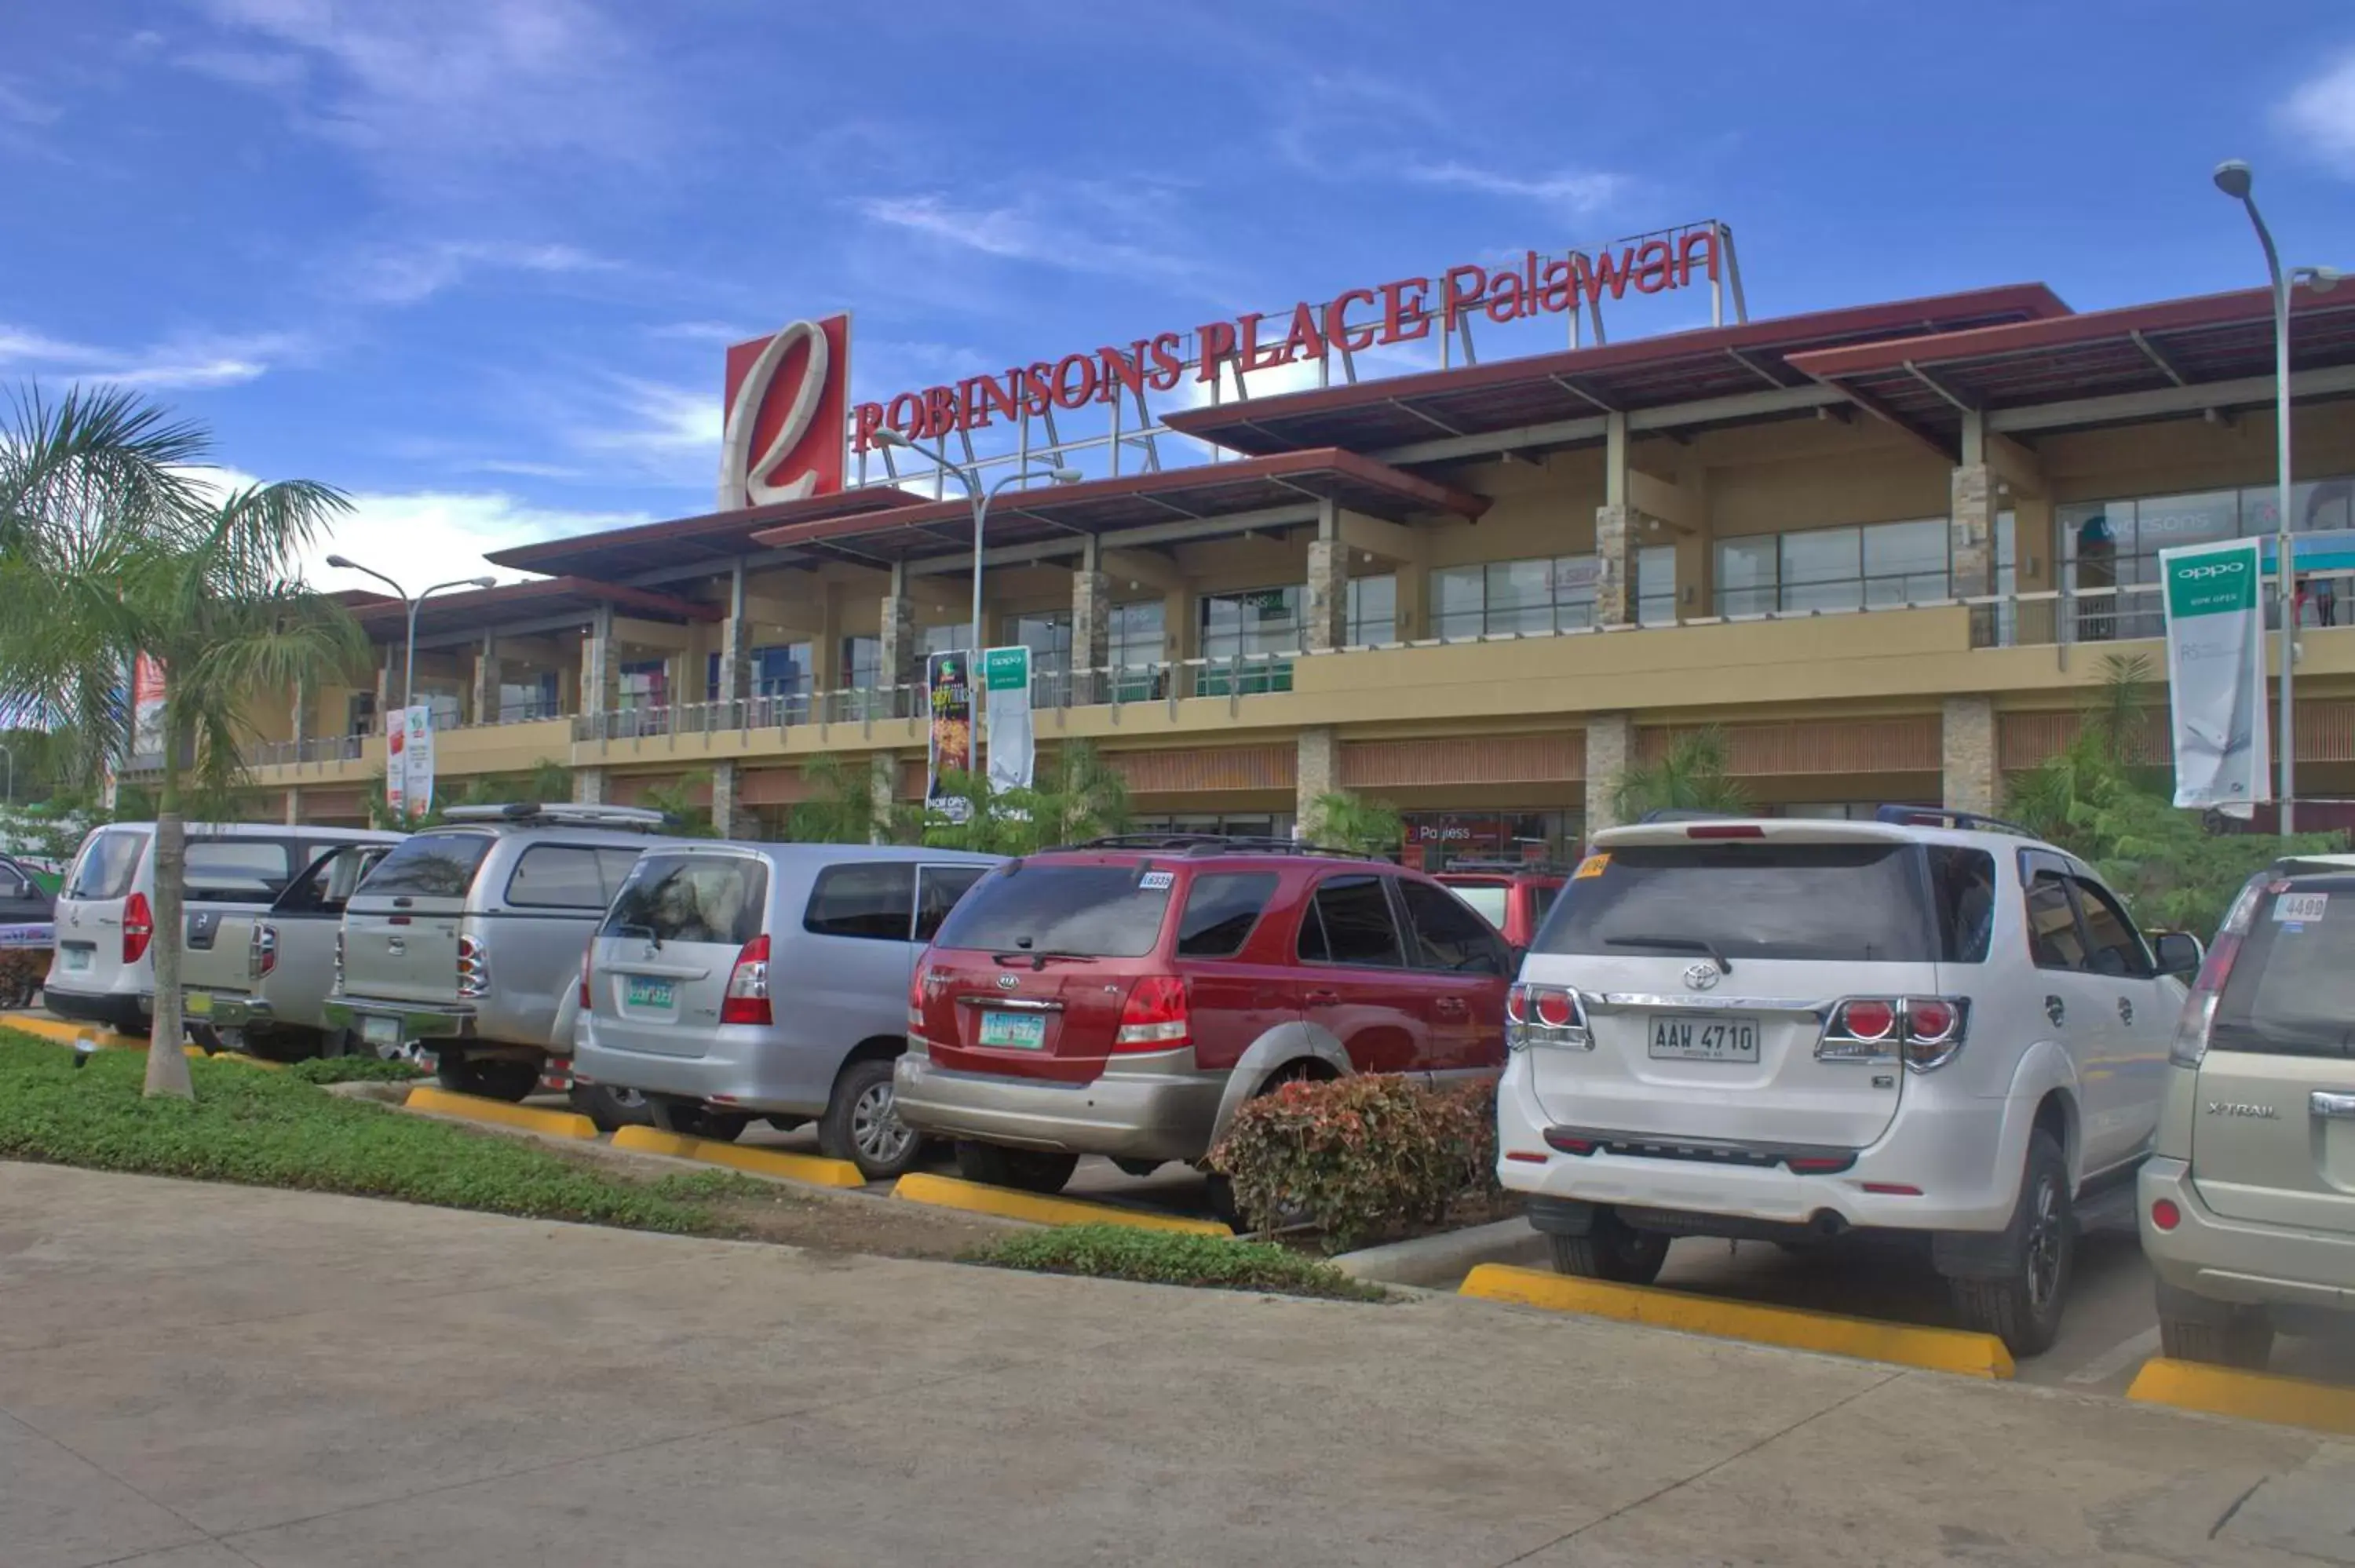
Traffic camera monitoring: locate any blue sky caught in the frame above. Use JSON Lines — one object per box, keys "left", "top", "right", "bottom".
{"left": 5, "top": 0, "right": 2355, "bottom": 591}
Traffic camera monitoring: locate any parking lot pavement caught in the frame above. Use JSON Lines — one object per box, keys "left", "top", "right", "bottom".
{"left": 4, "top": 1160, "right": 2351, "bottom": 1568}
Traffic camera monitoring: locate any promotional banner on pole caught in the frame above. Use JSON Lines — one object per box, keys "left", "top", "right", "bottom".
{"left": 925, "top": 651, "right": 973, "bottom": 823}
{"left": 400, "top": 705, "right": 436, "bottom": 819}
{"left": 984, "top": 645, "right": 1034, "bottom": 793}
{"left": 2161, "top": 537, "right": 2272, "bottom": 811}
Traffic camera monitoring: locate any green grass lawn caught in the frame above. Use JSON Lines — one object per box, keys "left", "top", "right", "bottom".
{"left": 0, "top": 1028, "right": 706, "bottom": 1232}
{"left": 966, "top": 1223, "right": 1385, "bottom": 1302}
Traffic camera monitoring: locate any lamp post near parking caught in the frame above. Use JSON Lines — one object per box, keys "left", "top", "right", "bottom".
{"left": 324, "top": 556, "right": 497, "bottom": 720}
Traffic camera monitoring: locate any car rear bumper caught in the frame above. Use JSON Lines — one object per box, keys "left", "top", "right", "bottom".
{"left": 571, "top": 1028, "right": 831, "bottom": 1118}
{"left": 41, "top": 986, "right": 150, "bottom": 1030}
{"left": 2139, "top": 1155, "right": 2355, "bottom": 1313}
{"left": 893, "top": 1043, "right": 1225, "bottom": 1164}
{"left": 322, "top": 999, "right": 479, "bottom": 1048}
{"left": 1493, "top": 1052, "right": 2021, "bottom": 1234}
{"left": 184, "top": 990, "right": 275, "bottom": 1033}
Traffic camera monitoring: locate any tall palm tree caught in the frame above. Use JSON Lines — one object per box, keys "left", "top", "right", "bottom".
{"left": 1307, "top": 789, "right": 1403, "bottom": 856}
{"left": 0, "top": 386, "right": 364, "bottom": 1097}
{"left": 1612, "top": 727, "right": 1751, "bottom": 823}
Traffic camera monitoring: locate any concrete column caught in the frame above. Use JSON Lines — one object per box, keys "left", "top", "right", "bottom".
{"left": 1295, "top": 724, "right": 1338, "bottom": 840}
{"left": 1942, "top": 695, "right": 1999, "bottom": 817}
{"left": 580, "top": 603, "right": 616, "bottom": 718}
{"left": 1951, "top": 462, "right": 1999, "bottom": 649}
{"left": 1072, "top": 536, "right": 1111, "bottom": 705}
{"left": 1305, "top": 501, "right": 1349, "bottom": 654}
{"left": 283, "top": 787, "right": 302, "bottom": 827}
{"left": 711, "top": 759, "right": 743, "bottom": 839}
{"left": 868, "top": 751, "right": 896, "bottom": 844}
{"left": 1394, "top": 558, "right": 1428, "bottom": 642}
{"left": 717, "top": 562, "right": 751, "bottom": 719}
{"left": 879, "top": 564, "right": 919, "bottom": 719}
{"left": 373, "top": 659, "right": 392, "bottom": 731}
{"left": 1583, "top": 713, "right": 1633, "bottom": 837}
{"left": 472, "top": 633, "right": 500, "bottom": 727}
{"left": 573, "top": 767, "right": 608, "bottom": 805}
{"left": 290, "top": 679, "right": 312, "bottom": 751}
{"left": 1593, "top": 505, "right": 1633, "bottom": 626}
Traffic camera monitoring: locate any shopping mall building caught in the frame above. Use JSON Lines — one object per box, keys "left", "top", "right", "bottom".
{"left": 224, "top": 223, "right": 2355, "bottom": 862}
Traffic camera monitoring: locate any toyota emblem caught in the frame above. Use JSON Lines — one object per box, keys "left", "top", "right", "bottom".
{"left": 995, "top": 973, "right": 1019, "bottom": 991}
{"left": 1682, "top": 962, "right": 1721, "bottom": 991}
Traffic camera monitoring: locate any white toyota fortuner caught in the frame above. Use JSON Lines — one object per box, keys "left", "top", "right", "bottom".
{"left": 1497, "top": 808, "right": 2203, "bottom": 1356}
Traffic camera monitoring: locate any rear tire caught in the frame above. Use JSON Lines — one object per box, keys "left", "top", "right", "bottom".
{"left": 658, "top": 1099, "right": 751, "bottom": 1142}
{"left": 243, "top": 1028, "right": 319, "bottom": 1064}
{"left": 1548, "top": 1211, "right": 1670, "bottom": 1285}
{"left": 819, "top": 1057, "right": 919, "bottom": 1181}
{"left": 571, "top": 1082, "right": 656, "bottom": 1132}
{"left": 1948, "top": 1129, "right": 2073, "bottom": 1358}
{"left": 954, "top": 1140, "right": 1078, "bottom": 1195}
{"left": 438, "top": 1052, "right": 540, "bottom": 1103}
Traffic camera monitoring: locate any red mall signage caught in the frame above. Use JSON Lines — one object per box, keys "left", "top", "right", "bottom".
{"left": 848, "top": 231, "right": 1724, "bottom": 453}
{"left": 717, "top": 313, "right": 852, "bottom": 509}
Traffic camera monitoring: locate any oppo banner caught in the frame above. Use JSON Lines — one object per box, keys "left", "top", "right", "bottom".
{"left": 2161, "top": 538, "right": 2271, "bottom": 810}
{"left": 984, "top": 645, "right": 1034, "bottom": 793}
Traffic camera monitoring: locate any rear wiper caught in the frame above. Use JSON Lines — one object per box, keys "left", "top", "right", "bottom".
{"left": 1605, "top": 934, "right": 1733, "bottom": 975}
{"left": 615, "top": 921, "right": 661, "bottom": 950}
{"left": 992, "top": 950, "right": 1097, "bottom": 972}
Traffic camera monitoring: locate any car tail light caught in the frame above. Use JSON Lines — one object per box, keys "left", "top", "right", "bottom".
{"left": 1786, "top": 1154, "right": 1857, "bottom": 1175}
{"left": 907, "top": 966, "right": 927, "bottom": 1035}
{"left": 1818, "top": 996, "right": 1970, "bottom": 1069}
{"left": 122, "top": 892, "right": 152, "bottom": 964}
{"left": 720, "top": 934, "right": 771, "bottom": 1026}
{"left": 1508, "top": 984, "right": 1588, "bottom": 1051}
{"left": 457, "top": 934, "right": 489, "bottom": 1000}
{"left": 1114, "top": 973, "right": 1190, "bottom": 1051}
{"left": 2172, "top": 876, "right": 2270, "bottom": 1068}
{"left": 333, "top": 929, "right": 345, "bottom": 995}
{"left": 2150, "top": 1198, "right": 2182, "bottom": 1232}
{"left": 250, "top": 922, "right": 279, "bottom": 980}
{"left": 578, "top": 942, "right": 593, "bottom": 1010}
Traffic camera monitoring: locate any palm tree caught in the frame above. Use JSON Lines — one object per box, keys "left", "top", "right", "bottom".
{"left": 1612, "top": 727, "right": 1751, "bottom": 822}
{"left": 0, "top": 386, "right": 365, "bottom": 1098}
{"left": 790, "top": 753, "right": 900, "bottom": 844}
{"left": 1307, "top": 790, "right": 1403, "bottom": 856}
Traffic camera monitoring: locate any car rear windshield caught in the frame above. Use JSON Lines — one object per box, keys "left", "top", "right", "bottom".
{"left": 65, "top": 829, "right": 145, "bottom": 901}
{"left": 1534, "top": 840, "right": 1938, "bottom": 964}
{"left": 931, "top": 862, "right": 1175, "bottom": 958}
{"left": 356, "top": 833, "right": 495, "bottom": 900}
{"left": 2212, "top": 881, "right": 2355, "bottom": 1058}
{"left": 604, "top": 854, "right": 768, "bottom": 947}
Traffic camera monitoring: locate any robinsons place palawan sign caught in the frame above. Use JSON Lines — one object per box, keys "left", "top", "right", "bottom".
{"left": 717, "top": 221, "right": 1737, "bottom": 509}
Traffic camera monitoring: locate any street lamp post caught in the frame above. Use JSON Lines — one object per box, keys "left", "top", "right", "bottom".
{"left": 867, "top": 430, "right": 1082, "bottom": 666}
{"left": 323, "top": 556, "right": 497, "bottom": 720}
{"left": 2211, "top": 161, "right": 2343, "bottom": 837}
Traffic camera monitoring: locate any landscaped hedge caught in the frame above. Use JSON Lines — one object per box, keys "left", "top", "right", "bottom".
{"left": 1208, "top": 1074, "right": 1499, "bottom": 1252}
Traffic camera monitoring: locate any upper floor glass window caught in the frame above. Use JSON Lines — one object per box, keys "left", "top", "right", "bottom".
{"left": 1714, "top": 516, "right": 2014, "bottom": 625}
{"left": 706, "top": 644, "right": 812, "bottom": 702}
{"left": 1432, "top": 555, "right": 1598, "bottom": 638}
{"left": 841, "top": 635, "right": 882, "bottom": 690}
{"left": 617, "top": 658, "right": 667, "bottom": 711}
{"left": 1199, "top": 586, "right": 1298, "bottom": 695}
{"left": 2065, "top": 476, "right": 2355, "bottom": 642}
{"left": 1347, "top": 574, "right": 1396, "bottom": 644}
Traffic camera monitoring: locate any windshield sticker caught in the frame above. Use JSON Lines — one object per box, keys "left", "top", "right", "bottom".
{"left": 2274, "top": 892, "right": 2329, "bottom": 924}
{"left": 1137, "top": 870, "right": 1174, "bottom": 892}
{"left": 1573, "top": 853, "right": 1609, "bottom": 881}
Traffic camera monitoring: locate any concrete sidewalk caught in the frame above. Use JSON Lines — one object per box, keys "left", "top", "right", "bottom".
{"left": 0, "top": 1163, "right": 2343, "bottom": 1568}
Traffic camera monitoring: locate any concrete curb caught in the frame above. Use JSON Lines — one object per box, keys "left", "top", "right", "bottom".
{"left": 1327, "top": 1216, "right": 1551, "bottom": 1289}
{"left": 2127, "top": 1356, "right": 2355, "bottom": 1435}
{"left": 892, "top": 1172, "right": 1231, "bottom": 1236}
{"left": 610, "top": 1126, "right": 865, "bottom": 1189}
{"left": 403, "top": 1085, "right": 599, "bottom": 1140}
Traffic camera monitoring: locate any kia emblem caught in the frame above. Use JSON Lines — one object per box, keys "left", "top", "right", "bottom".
{"left": 995, "top": 973, "right": 1018, "bottom": 991}
{"left": 1683, "top": 962, "right": 1721, "bottom": 991}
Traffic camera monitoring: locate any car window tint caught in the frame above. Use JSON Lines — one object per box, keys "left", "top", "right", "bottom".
{"left": 506, "top": 845, "right": 616, "bottom": 910}
{"left": 0, "top": 867, "right": 24, "bottom": 899}
{"left": 1401, "top": 879, "right": 1505, "bottom": 975}
{"left": 1535, "top": 841, "right": 1938, "bottom": 963}
{"left": 2213, "top": 879, "right": 2355, "bottom": 1058}
{"left": 804, "top": 862, "right": 917, "bottom": 942}
{"left": 914, "top": 864, "right": 988, "bottom": 943}
{"left": 1446, "top": 882, "right": 1510, "bottom": 931}
{"left": 596, "top": 849, "right": 646, "bottom": 900}
{"left": 1304, "top": 875, "right": 1404, "bottom": 968}
{"left": 1928, "top": 846, "right": 1997, "bottom": 965}
{"left": 931, "top": 864, "right": 1173, "bottom": 957}
{"left": 66, "top": 829, "right": 145, "bottom": 901}
{"left": 1294, "top": 896, "right": 1330, "bottom": 964}
{"left": 1175, "top": 872, "right": 1279, "bottom": 959}
{"left": 184, "top": 840, "right": 296, "bottom": 904}
{"left": 2025, "top": 873, "right": 2088, "bottom": 971}
{"left": 359, "top": 833, "right": 493, "bottom": 899}
{"left": 2072, "top": 877, "right": 2151, "bottom": 977}
{"left": 1529, "top": 884, "right": 1560, "bottom": 924}
{"left": 604, "top": 854, "right": 768, "bottom": 946}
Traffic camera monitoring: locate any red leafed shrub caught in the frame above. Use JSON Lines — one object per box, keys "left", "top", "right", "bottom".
{"left": 1208, "top": 1074, "right": 1499, "bottom": 1252}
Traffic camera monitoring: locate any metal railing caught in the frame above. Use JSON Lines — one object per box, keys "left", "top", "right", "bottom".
{"left": 249, "top": 733, "right": 368, "bottom": 768}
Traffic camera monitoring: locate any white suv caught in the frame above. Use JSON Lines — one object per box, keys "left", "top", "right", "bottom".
{"left": 1497, "top": 808, "right": 2201, "bottom": 1356}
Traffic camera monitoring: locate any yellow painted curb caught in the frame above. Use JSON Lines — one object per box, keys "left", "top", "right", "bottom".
{"left": 890, "top": 1171, "right": 1232, "bottom": 1236}
{"left": 178, "top": 1045, "right": 284, "bottom": 1070}
{"left": 1459, "top": 1264, "right": 2016, "bottom": 1380}
{"left": 1, "top": 1012, "right": 144, "bottom": 1050}
{"left": 610, "top": 1125, "right": 866, "bottom": 1189}
{"left": 2127, "top": 1356, "right": 2355, "bottom": 1436}
{"left": 403, "top": 1084, "right": 598, "bottom": 1140}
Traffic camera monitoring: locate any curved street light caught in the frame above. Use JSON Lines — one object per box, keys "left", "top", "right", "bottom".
{"left": 324, "top": 556, "right": 497, "bottom": 718}
{"left": 865, "top": 430, "right": 1083, "bottom": 661}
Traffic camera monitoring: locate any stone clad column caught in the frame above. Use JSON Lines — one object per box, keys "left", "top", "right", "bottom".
{"left": 1072, "top": 537, "right": 1111, "bottom": 705}
{"left": 1951, "top": 463, "right": 1998, "bottom": 649}
{"left": 1305, "top": 502, "right": 1349, "bottom": 654}
{"left": 1295, "top": 725, "right": 1338, "bottom": 840}
{"left": 580, "top": 603, "right": 616, "bottom": 720}
{"left": 879, "top": 565, "right": 920, "bottom": 720}
{"left": 869, "top": 752, "right": 897, "bottom": 844}
{"left": 717, "top": 561, "right": 751, "bottom": 722}
{"left": 1583, "top": 713, "right": 1633, "bottom": 837}
{"left": 290, "top": 678, "right": 312, "bottom": 753}
{"left": 711, "top": 760, "right": 743, "bottom": 838}
{"left": 1593, "top": 505, "right": 1632, "bottom": 626}
{"left": 1942, "top": 695, "right": 1999, "bottom": 817}
{"left": 472, "top": 634, "right": 501, "bottom": 727}
{"left": 573, "top": 768, "right": 608, "bottom": 805}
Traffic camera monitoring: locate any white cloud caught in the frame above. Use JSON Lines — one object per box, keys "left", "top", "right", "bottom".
{"left": 0, "top": 324, "right": 307, "bottom": 391}
{"left": 853, "top": 182, "right": 1217, "bottom": 290}
{"left": 173, "top": 46, "right": 307, "bottom": 90}
{"left": 0, "top": 78, "right": 60, "bottom": 126}
{"left": 2282, "top": 50, "right": 2355, "bottom": 174}
{"left": 1400, "top": 160, "right": 1627, "bottom": 220}
{"left": 346, "top": 239, "right": 625, "bottom": 306}
{"left": 559, "top": 374, "right": 719, "bottom": 489}
{"left": 646, "top": 320, "right": 754, "bottom": 345}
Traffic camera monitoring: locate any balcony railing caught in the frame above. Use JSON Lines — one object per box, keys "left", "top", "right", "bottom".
{"left": 248, "top": 733, "right": 368, "bottom": 768}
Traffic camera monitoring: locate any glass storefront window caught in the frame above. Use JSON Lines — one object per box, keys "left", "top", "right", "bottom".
{"left": 1003, "top": 609, "right": 1072, "bottom": 704}
{"left": 1347, "top": 574, "right": 1397, "bottom": 644}
{"left": 1714, "top": 516, "right": 1987, "bottom": 621}
{"left": 840, "top": 636, "right": 881, "bottom": 689}
{"left": 1636, "top": 545, "right": 1677, "bottom": 626}
{"left": 618, "top": 658, "right": 667, "bottom": 711}
{"left": 2065, "top": 472, "right": 2355, "bottom": 643}
{"left": 1716, "top": 538, "right": 1776, "bottom": 618}
{"left": 705, "top": 644, "right": 812, "bottom": 703}
{"left": 1110, "top": 600, "right": 1165, "bottom": 700}
{"left": 1400, "top": 811, "right": 1581, "bottom": 870}
{"left": 1431, "top": 555, "right": 1598, "bottom": 638}
{"left": 1199, "top": 586, "right": 1300, "bottom": 695}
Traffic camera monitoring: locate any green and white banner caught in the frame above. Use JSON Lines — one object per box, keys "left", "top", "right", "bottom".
{"left": 2161, "top": 537, "right": 2271, "bottom": 811}
{"left": 983, "top": 644, "right": 1033, "bottom": 793}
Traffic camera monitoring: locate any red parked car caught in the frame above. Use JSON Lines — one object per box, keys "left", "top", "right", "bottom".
{"left": 1435, "top": 861, "right": 1569, "bottom": 949}
{"left": 893, "top": 836, "right": 1513, "bottom": 1196}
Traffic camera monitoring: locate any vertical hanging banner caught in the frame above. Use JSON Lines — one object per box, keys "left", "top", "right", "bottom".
{"left": 2162, "top": 537, "right": 2272, "bottom": 810}
{"left": 401, "top": 705, "right": 436, "bottom": 819}
{"left": 383, "top": 715, "right": 407, "bottom": 821}
{"left": 984, "top": 645, "right": 1034, "bottom": 793}
{"left": 925, "top": 651, "right": 973, "bottom": 824}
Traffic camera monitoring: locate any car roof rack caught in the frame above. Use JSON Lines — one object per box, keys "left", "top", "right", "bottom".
{"left": 1434, "top": 858, "right": 1575, "bottom": 876}
{"left": 1053, "top": 833, "right": 1374, "bottom": 859}
{"left": 440, "top": 804, "right": 674, "bottom": 832}
{"left": 1872, "top": 804, "right": 2039, "bottom": 838}
{"left": 1637, "top": 808, "right": 1748, "bottom": 824}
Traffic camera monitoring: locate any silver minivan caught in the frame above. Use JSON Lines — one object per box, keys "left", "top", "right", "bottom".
{"left": 46, "top": 822, "right": 400, "bottom": 1033}
{"left": 573, "top": 844, "right": 998, "bottom": 1177}
{"left": 325, "top": 804, "right": 676, "bottom": 1100}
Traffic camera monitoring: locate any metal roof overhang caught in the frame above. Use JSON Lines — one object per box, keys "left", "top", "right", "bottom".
{"left": 1156, "top": 284, "right": 2069, "bottom": 461}
{"left": 481, "top": 486, "right": 933, "bottom": 580}
{"left": 748, "top": 447, "right": 1489, "bottom": 567}
{"left": 352, "top": 575, "right": 724, "bottom": 643}
{"left": 1787, "top": 287, "right": 2355, "bottom": 453}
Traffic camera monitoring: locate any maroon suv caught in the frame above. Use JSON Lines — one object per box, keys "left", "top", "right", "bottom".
{"left": 893, "top": 836, "right": 1513, "bottom": 1195}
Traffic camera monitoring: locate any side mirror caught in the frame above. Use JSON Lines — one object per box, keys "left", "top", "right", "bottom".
{"left": 2154, "top": 931, "right": 2204, "bottom": 979}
